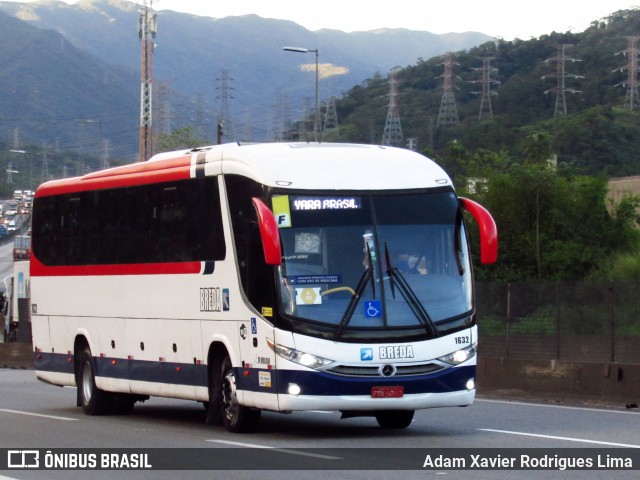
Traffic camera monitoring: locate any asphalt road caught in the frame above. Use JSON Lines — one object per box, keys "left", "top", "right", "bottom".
{"left": 0, "top": 369, "right": 639, "bottom": 479}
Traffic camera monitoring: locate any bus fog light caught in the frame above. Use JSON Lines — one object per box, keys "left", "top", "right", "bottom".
{"left": 466, "top": 379, "right": 475, "bottom": 390}
{"left": 288, "top": 384, "right": 301, "bottom": 396}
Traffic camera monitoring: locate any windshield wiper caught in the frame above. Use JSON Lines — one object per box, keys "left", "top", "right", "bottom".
{"left": 333, "top": 243, "right": 375, "bottom": 340}
{"left": 384, "top": 243, "right": 437, "bottom": 337}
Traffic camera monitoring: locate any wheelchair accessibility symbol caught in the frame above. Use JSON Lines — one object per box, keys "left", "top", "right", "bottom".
{"left": 364, "top": 300, "right": 382, "bottom": 318}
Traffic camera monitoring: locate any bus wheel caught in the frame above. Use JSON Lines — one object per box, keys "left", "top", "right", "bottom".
{"left": 375, "top": 410, "right": 414, "bottom": 429}
{"left": 78, "top": 346, "right": 110, "bottom": 415}
{"left": 220, "top": 356, "right": 261, "bottom": 433}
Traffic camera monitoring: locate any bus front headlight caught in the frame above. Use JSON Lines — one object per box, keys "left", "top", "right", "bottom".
{"left": 438, "top": 344, "right": 476, "bottom": 365}
{"left": 267, "top": 338, "right": 333, "bottom": 369}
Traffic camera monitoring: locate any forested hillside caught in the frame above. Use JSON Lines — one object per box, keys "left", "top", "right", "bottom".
{"left": 331, "top": 8, "right": 640, "bottom": 178}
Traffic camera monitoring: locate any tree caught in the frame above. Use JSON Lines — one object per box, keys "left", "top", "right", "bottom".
{"left": 470, "top": 163, "right": 640, "bottom": 281}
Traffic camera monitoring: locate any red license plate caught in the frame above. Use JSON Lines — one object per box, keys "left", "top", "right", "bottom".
{"left": 371, "top": 386, "right": 404, "bottom": 398}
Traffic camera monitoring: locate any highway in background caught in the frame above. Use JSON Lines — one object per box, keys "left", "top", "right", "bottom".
{"left": 0, "top": 369, "right": 638, "bottom": 480}
{"left": 0, "top": 240, "right": 13, "bottom": 293}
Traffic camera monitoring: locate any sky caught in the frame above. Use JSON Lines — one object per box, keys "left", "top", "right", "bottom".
{"left": 55, "top": 0, "right": 640, "bottom": 40}
{"left": 4, "top": 0, "right": 640, "bottom": 40}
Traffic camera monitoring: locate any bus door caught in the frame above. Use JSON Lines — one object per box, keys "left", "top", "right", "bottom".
{"left": 235, "top": 202, "right": 280, "bottom": 409}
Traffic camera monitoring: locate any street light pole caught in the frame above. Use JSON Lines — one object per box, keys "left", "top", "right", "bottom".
{"left": 283, "top": 46, "right": 320, "bottom": 142}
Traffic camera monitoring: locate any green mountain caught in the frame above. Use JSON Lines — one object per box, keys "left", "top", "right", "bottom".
{"left": 332, "top": 8, "right": 640, "bottom": 177}
{"left": 0, "top": 0, "right": 491, "bottom": 158}
{"left": 0, "top": 9, "right": 138, "bottom": 158}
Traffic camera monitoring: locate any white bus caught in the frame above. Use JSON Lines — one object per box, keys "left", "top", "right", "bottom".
{"left": 30, "top": 142, "right": 497, "bottom": 433}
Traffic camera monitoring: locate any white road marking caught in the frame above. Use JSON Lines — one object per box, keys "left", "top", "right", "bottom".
{"left": 479, "top": 428, "right": 640, "bottom": 448}
{"left": 207, "top": 439, "right": 342, "bottom": 460}
{"left": 477, "top": 398, "right": 639, "bottom": 415}
{"left": 0, "top": 408, "right": 77, "bottom": 421}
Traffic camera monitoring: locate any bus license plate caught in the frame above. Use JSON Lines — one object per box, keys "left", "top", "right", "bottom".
{"left": 371, "top": 386, "right": 404, "bottom": 398}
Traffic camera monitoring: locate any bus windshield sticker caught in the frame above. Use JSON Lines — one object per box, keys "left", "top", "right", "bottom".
{"left": 295, "top": 287, "right": 322, "bottom": 305}
{"left": 364, "top": 300, "right": 382, "bottom": 318}
{"left": 286, "top": 274, "right": 342, "bottom": 285}
{"left": 295, "top": 232, "right": 321, "bottom": 253}
{"left": 272, "top": 195, "right": 292, "bottom": 228}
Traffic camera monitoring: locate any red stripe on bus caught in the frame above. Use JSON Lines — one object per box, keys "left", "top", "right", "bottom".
{"left": 30, "top": 255, "right": 202, "bottom": 277}
{"left": 35, "top": 157, "right": 193, "bottom": 197}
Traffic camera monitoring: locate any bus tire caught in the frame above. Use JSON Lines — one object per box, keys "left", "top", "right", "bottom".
{"left": 111, "top": 396, "right": 135, "bottom": 415}
{"left": 205, "top": 358, "right": 222, "bottom": 425}
{"left": 375, "top": 410, "right": 414, "bottom": 429}
{"left": 220, "top": 355, "right": 261, "bottom": 433}
{"left": 78, "top": 346, "right": 110, "bottom": 415}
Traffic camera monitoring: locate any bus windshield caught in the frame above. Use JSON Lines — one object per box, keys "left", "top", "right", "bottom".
{"left": 273, "top": 190, "right": 473, "bottom": 341}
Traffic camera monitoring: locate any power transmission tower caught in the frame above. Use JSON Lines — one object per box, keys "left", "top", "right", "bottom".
{"left": 40, "top": 142, "right": 50, "bottom": 183}
{"left": 614, "top": 36, "right": 640, "bottom": 110}
{"left": 273, "top": 89, "right": 285, "bottom": 141}
{"left": 425, "top": 116, "right": 434, "bottom": 150}
{"left": 7, "top": 128, "right": 20, "bottom": 185}
{"left": 138, "top": 0, "right": 156, "bottom": 161}
{"left": 101, "top": 139, "right": 110, "bottom": 170}
{"left": 301, "top": 97, "right": 314, "bottom": 142}
{"left": 381, "top": 67, "right": 403, "bottom": 147}
{"left": 216, "top": 69, "right": 235, "bottom": 143}
{"left": 437, "top": 53, "right": 459, "bottom": 127}
{"left": 322, "top": 95, "right": 339, "bottom": 140}
{"left": 472, "top": 57, "right": 500, "bottom": 120}
{"left": 155, "top": 81, "right": 175, "bottom": 136}
{"left": 543, "top": 44, "right": 582, "bottom": 117}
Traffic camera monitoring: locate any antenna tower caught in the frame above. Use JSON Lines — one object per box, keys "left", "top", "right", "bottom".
{"left": 138, "top": 0, "right": 156, "bottom": 161}
{"left": 472, "top": 57, "right": 500, "bottom": 120}
{"left": 614, "top": 36, "right": 640, "bottom": 110}
{"left": 437, "top": 53, "right": 459, "bottom": 127}
{"left": 543, "top": 44, "right": 582, "bottom": 117}
{"left": 381, "top": 67, "right": 403, "bottom": 147}
{"left": 216, "top": 70, "right": 235, "bottom": 143}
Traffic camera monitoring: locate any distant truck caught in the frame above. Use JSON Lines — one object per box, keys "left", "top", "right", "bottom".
{"left": 13, "top": 235, "right": 30, "bottom": 260}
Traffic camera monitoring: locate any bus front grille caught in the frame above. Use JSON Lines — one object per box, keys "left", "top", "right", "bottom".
{"left": 326, "top": 362, "right": 445, "bottom": 377}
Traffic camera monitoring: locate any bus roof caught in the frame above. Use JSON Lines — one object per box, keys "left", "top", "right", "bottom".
{"left": 36, "top": 143, "right": 453, "bottom": 196}
{"left": 211, "top": 143, "right": 452, "bottom": 191}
